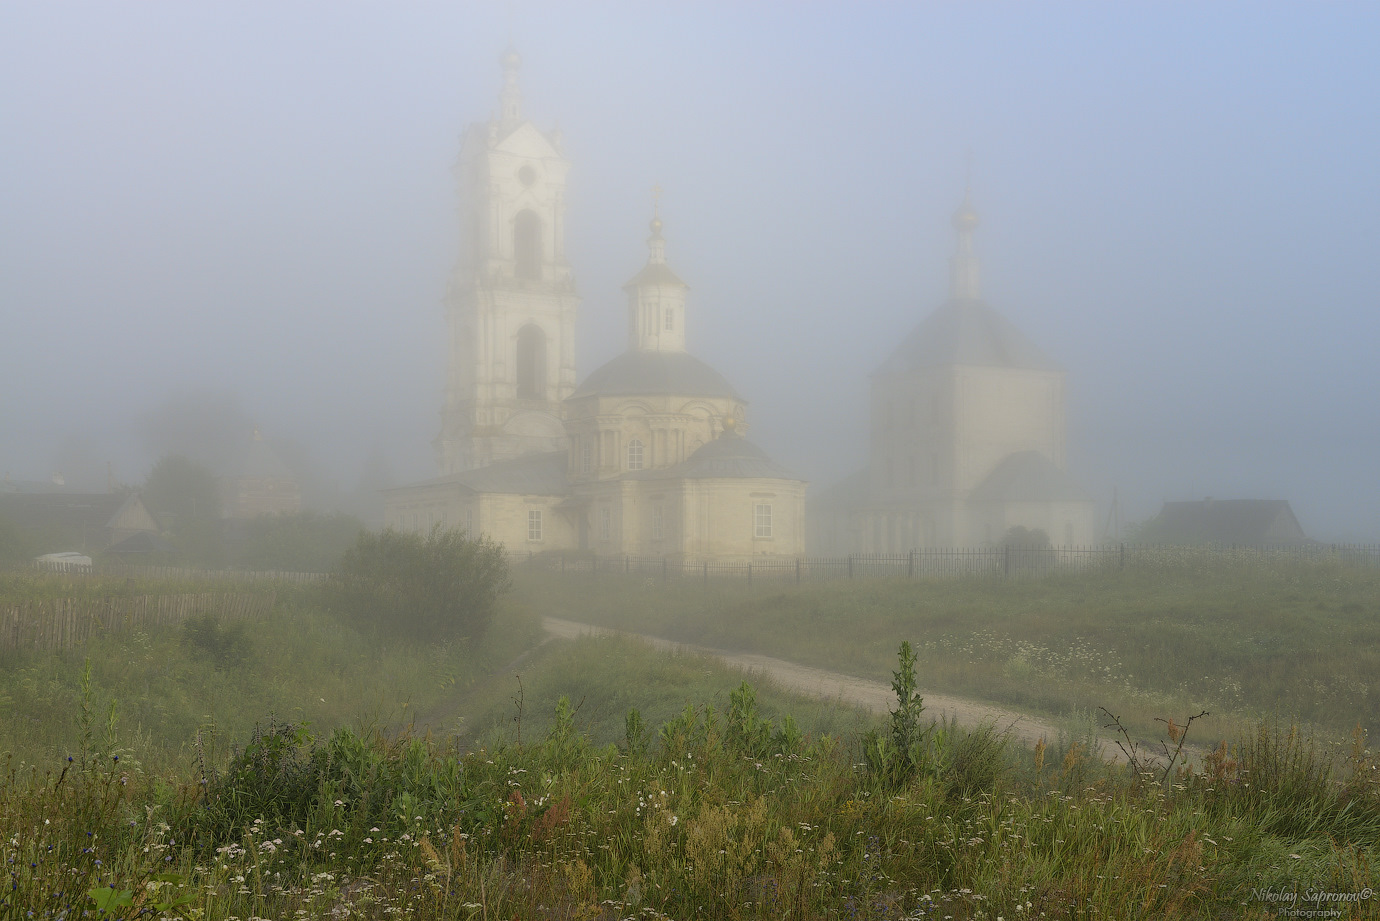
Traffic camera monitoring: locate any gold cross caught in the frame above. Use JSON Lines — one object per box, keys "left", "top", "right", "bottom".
{"left": 651, "top": 184, "right": 663, "bottom": 217}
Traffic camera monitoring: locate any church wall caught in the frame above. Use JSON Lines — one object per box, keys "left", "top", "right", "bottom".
{"left": 869, "top": 368, "right": 954, "bottom": 508}
{"left": 952, "top": 366, "right": 1065, "bottom": 495}
{"left": 675, "top": 478, "right": 805, "bottom": 560}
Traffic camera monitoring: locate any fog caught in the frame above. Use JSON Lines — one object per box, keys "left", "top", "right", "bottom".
{"left": 3, "top": 3, "right": 1377, "bottom": 539}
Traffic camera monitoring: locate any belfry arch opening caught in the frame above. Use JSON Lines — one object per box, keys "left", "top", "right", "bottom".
{"left": 514, "top": 210, "right": 542, "bottom": 280}
{"left": 515, "top": 325, "right": 546, "bottom": 400}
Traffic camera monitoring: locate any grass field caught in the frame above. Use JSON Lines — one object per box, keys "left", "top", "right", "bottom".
{"left": 3, "top": 560, "right": 1379, "bottom": 918}
{"left": 510, "top": 554, "right": 1380, "bottom": 748}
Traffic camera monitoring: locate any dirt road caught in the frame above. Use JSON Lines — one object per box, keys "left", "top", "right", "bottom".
{"left": 542, "top": 616, "right": 1122, "bottom": 759}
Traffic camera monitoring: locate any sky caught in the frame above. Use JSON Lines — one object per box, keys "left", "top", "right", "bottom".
{"left": 2, "top": 2, "right": 1377, "bottom": 540}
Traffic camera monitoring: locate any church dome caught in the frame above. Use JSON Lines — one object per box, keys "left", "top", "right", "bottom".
{"left": 570, "top": 350, "right": 741, "bottom": 400}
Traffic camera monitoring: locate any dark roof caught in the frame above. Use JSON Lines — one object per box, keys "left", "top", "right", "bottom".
{"left": 0, "top": 492, "right": 126, "bottom": 531}
{"left": 570, "top": 350, "right": 742, "bottom": 400}
{"left": 639, "top": 434, "right": 801, "bottom": 481}
{"left": 969, "top": 451, "right": 1090, "bottom": 504}
{"left": 876, "top": 299, "right": 1061, "bottom": 375}
{"left": 1139, "top": 499, "right": 1309, "bottom": 546}
{"left": 624, "top": 262, "right": 687, "bottom": 289}
{"left": 390, "top": 451, "right": 569, "bottom": 497}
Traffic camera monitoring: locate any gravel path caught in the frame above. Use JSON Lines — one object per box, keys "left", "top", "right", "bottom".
{"left": 542, "top": 615, "right": 1126, "bottom": 761}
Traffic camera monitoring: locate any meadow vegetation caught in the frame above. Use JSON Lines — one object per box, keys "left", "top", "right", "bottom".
{"left": 511, "top": 554, "right": 1380, "bottom": 747}
{"left": 3, "top": 546, "right": 1379, "bottom": 917}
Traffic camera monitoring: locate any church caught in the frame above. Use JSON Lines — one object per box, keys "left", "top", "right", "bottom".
{"left": 809, "top": 190, "right": 1097, "bottom": 552}
{"left": 383, "top": 51, "right": 806, "bottom": 561}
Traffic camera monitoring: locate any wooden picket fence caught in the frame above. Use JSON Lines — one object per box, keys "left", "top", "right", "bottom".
{"left": 0, "top": 592, "right": 276, "bottom": 652}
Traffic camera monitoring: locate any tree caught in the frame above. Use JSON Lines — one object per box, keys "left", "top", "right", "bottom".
{"left": 143, "top": 455, "right": 222, "bottom": 563}
{"left": 230, "top": 511, "right": 367, "bottom": 573}
{"left": 330, "top": 528, "right": 510, "bottom": 641}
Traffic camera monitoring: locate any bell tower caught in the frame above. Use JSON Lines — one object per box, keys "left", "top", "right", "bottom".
{"left": 435, "top": 49, "right": 580, "bottom": 474}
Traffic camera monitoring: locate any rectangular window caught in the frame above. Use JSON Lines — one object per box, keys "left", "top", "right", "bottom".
{"left": 665, "top": 308, "right": 674, "bottom": 331}
{"left": 581, "top": 440, "right": 592, "bottom": 474}
{"left": 627, "top": 439, "right": 644, "bottom": 470}
{"left": 754, "top": 503, "right": 772, "bottom": 539}
{"left": 465, "top": 509, "right": 474, "bottom": 535}
{"left": 600, "top": 507, "right": 612, "bottom": 542}
{"left": 528, "top": 510, "right": 542, "bottom": 541}
{"left": 652, "top": 504, "right": 664, "bottom": 541}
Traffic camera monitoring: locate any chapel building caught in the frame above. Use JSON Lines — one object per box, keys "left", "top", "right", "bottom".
{"left": 810, "top": 191, "right": 1096, "bottom": 552}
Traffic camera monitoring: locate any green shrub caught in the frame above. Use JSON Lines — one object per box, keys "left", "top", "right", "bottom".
{"left": 181, "top": 614, "right": 253, "bottom": 669}
{"left": 330, "top": 527, "right": 510, "bottom": 640}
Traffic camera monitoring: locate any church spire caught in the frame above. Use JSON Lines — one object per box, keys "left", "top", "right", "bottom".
{"left": 498, "top": 46, "right": 522, "bottom": 123}
{"left": 624, "top": 188, "right": 688, "bottom": 352}
{"left": 949, "top": 185, "right": 981, "bottom": 301}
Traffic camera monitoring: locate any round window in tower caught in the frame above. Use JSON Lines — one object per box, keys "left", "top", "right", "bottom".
{"left": 518, "top": 165, "right": 537, "bottom": 187}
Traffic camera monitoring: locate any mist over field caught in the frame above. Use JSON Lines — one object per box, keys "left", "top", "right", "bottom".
{"left": 2, "top": 3, "right": 1378, "bottom": 539}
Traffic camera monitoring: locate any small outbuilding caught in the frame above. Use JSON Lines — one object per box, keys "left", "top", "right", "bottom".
{"left": 1137, "top": 498, "right": 1308, "bottom": 546}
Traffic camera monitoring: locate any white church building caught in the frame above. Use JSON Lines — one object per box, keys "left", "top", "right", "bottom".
{"left": 809, "top": 191, "right": 1097, "bottom": 553}
{"left": 384, "top": 51, "right": 806, "bottom": 561}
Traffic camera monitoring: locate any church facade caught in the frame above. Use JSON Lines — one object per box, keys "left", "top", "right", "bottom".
{"left": 384, "top": 52, "right": 806, "bottom": 561}
{"left": 809, "top": 192, "right": 1097, "bottom": 552}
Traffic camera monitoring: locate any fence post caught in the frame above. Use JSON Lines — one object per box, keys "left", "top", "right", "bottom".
{"left": 703, "top": 560, "right": 709, "bottom": 586}
{"left": 747, "top": 563, "right": 752, "bottom": 586}
{"left": 1003, "top": 545, "right": 1010, "bottom": 580}
{"left": 625, "top": 555, "right": 630, "bottom": 574}
{"left": 848, "top": 555, "right": 853, "bottom": 579}
{"left": 908, "top": 550, "right": 915, "bottom": 579}
{"left": 795, "top": 558, "right": 801, "bottom": 584}
{"left": 1119, "top": 542, "right": 1125, "bottom": 570}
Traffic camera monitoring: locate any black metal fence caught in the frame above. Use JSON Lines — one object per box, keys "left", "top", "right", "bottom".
{"left": 516, "top": 543, "right": 1380, "bottom": 585}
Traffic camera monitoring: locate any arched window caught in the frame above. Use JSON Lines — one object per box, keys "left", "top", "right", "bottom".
{"left": 514, "top": 210, "right": 542, "bottom": 279}
{"left": 627, "top": 439, "right": 644, "bottom": 471}
{"left": 515, "top": 325, "right": 546, "bottom": 399}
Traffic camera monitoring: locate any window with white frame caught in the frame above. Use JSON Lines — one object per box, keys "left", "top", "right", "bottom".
{"left": 464, "top": 509, "right": 474, "bottom": 535}
{"left": 528, "top": 510, "right": 542, "bottom": 541}
{"left": 600, "top": 507, "right": 612, "bottom": 542}
{"left": 651, "top": 504, "right": 664, "bottom": 541}
{"left": 754, "top": 503, "right": 772, "bottom": 539}
{"left": 627, "top": 439, "right": 644, "bottom": 471}
{"left": 664, "top": 308, "right": 674, "bottom": 331}
{"left": 581, "top": 439, "right": 592, "bottom": 474}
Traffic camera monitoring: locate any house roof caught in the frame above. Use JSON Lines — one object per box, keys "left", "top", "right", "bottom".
{"left": 0, "top": 492, "right": 127, "bottom": 532}
{"left": 391, "top": 451, "right": 570, "bottom": 497}
{"left": 570, "top": 350, "right": 742, "bottom": 400}
{"left": 637, "top": 433, "right": 801, "bottom": 481}
{"left": 876, "top": 299, "right": 1061, "bottom": 375}
{"left": 1140, "top": 499, "right": 1308, "bottom": 545}
{"left": 969, "top": 451, "right": 1090, "bottom": 504}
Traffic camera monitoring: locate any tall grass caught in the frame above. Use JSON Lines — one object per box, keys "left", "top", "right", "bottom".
{"left": 3, "top": 639, "right": 1376, "bottom": 919}
{"left": 0, "top": 586, "right": 542, "bottom": 774}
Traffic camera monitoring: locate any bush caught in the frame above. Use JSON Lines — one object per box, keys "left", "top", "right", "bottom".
{"left": 182, "top": 614, "right": 253, "bottom": 669}
{"left": 330, "top": 527, "right": 510, "bottom": 640}
{"left": 1002, "top": 525, "right": 1051, "bottom": 550}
